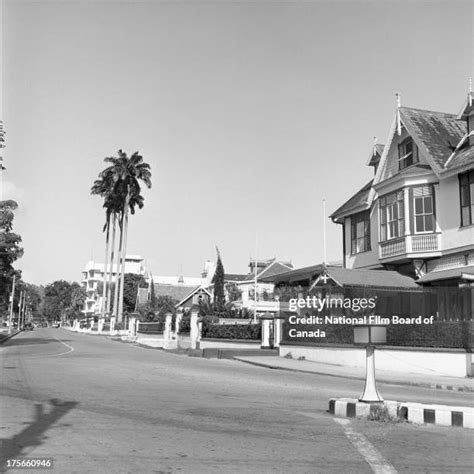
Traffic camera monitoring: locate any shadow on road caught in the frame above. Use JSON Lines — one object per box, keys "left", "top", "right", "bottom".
{"left": 0, "top": 398, "right": 78, "bottom": 471}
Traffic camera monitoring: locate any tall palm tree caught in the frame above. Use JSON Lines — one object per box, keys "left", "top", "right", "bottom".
{"left": 91, "top": 150, "right": 152, "bottom": 325}
{"left": 91, "top": 173, "right": 122, "bottom": 321}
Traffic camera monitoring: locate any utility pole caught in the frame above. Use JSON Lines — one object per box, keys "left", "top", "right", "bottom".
{"left": 22, "top": 292, "right": 27, "bottom": 328}
{"left": 8, "top": 274, "right": 16, "bottom": 334}
{"left": 17, "top": 290, "right": 23, "bottom": 330}
{"left": 253, "top": 232, "right": 258, "bottom": 324}
{"left": 322, "top": 199, "right": 327, "bottom": 265}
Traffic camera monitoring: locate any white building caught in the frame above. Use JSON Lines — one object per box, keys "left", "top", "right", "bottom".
{"left": 81, "top": 255, "right": 147, "bottom": 316}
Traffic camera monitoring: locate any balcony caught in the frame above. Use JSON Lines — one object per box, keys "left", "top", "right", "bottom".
{"left": 379, "top": 233, "right": 441, "bottom": 260}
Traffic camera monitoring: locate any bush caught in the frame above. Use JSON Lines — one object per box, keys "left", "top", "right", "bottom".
{"left": 202, "top": 323, "right": 261, "bottom": 340}
{"left": 178, "top": 313, "right": 191, "bottom": 334}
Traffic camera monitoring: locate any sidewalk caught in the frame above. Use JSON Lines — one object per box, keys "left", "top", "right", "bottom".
{"left": 233, "top": 355, "right": 474, "bottom": 392}
{"left": 0, "top": 329, "right": 20, "bottom": 343}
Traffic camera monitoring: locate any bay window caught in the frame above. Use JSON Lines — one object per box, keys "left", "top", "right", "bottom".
{"left": 379, "top": 191, "right": 404, "bottom": 241}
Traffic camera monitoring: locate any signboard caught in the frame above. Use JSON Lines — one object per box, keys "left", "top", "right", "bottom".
{"left": 353, "top": 325, "right": 387, "bottom": 345}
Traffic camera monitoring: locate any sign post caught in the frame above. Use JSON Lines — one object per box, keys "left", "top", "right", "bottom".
{"left": 354, "top": 325, "right": 386, "bottom": 403}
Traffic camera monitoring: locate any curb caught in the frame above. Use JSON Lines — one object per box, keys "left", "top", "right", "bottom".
{"left": 233, "top": 357, "right": 474, "bottom": 393}
{"left": 329, "top": 398, "right": 474, "bottom": 429}
{"left": 0, "top": 330, "right": 21, "bottom": 344}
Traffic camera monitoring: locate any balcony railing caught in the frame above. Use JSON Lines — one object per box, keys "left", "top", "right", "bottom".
{"left": 379, "top": 233, "right": 440, "bottom": 259}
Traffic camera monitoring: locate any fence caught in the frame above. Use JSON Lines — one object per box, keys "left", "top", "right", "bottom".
{"left": 137, "top": 321, "right": 164, "bottom": 334}
{"left": 342, "top": 285, "right": 473, "bottom": 322}
{"left": 280, "top": 285, "right": 474, "bottom": 349}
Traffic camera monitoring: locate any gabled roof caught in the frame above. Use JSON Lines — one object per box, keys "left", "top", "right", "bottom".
{"left": 312, "top": 267, "right": 418, "bottom": 288}
{"left": 224, "top": 273, "right": 248, "bottom": 282}
{"left": 367, "top": 143, "right": 385, "bottom": 167}
{"left": 456, "top": 91, "right": 473, "bottom": 119}
{"left": 375, "top": 106, "right": 472, "bottom": 185}
{"left": 242, "top": 259, "right": 294, "bottom": 282}
{"left": 175, "top": 286, "right": 211, "bottom": 308}
{"left": 153, "top": 283, "right": 199, "bottom": 303}
{"left": 330, "top": 180, "right": 372, "bottom": 221}
{"left": 399, "top": 107, "right": 466, "bottom": 171}
{"left": 443, "top": 146, "right": 474, "bottom": 172}
{"left": 263, "top": 263, "right": 327, "bottom": 284}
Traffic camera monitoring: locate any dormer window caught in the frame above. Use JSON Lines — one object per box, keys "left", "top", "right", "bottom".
{"left": 398, "top": 138, "right": 418, "bottom": 170}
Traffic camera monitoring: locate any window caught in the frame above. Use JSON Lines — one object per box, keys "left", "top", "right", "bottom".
{"left": 350, "top": 211, "right": 371, "bottom": 254}
{"left": 459, "top": 170, "right": 474, "bottom": 226}
{"left": 398, "top": 138, "right": 418, "bottom": 170}
{"left": 380, "top": 191, "right": 405, "bottom": 241}
{"left": 413, "top": 186, "right": 434, "bottom": 233}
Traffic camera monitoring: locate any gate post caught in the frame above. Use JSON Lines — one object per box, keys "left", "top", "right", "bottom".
{"left": 273, "top": 314, "right": 285, "bottom": 348}
{"left": 260, "top": 313, "right": 273, "bottom": 349}
{"left": 190, "top": 305, "right": 200, "bottom": 349}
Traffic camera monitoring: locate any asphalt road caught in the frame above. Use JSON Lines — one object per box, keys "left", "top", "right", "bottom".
{"left": 0, "top": 329, "right": 472, "bottom": 473}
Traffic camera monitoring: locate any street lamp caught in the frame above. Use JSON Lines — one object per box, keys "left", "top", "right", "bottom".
{"left": 354, "top": 325, "right": 387, "bottom": 403}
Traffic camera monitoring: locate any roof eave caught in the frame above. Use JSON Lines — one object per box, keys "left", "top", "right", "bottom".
{"left": 330, "top": 202, "right": 371, "bottom": 222}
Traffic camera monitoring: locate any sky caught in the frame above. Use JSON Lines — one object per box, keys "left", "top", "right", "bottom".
{"left": 1, "top": 0, "right": 473, "bottom": 285}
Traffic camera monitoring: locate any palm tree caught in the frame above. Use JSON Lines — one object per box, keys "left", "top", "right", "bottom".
{"left": 91, "top": 150, "right": 152, "bottom": 325}
{"left": 91, "top": 173, "right": 122, "bottom": 321}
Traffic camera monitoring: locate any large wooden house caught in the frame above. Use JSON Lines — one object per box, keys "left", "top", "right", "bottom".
{"left": 331, "top": 92, "right": 474, "bottom": 286}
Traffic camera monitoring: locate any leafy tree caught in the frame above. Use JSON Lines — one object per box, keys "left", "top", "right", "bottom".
{"left": 137, "top": 295, "right": 177, "bottom": 322}
{"left": 0, "top": 200, "right": 23, "bottom": 316}
{"left": 24, "top": 283, "right": 44, "bottom": 320}
{"left": 212, "top": 246, "right": 225, "bottom": 308}
{"left": 225, "top": 282, "right": 242, "bottom": 302}
{"left": 155, "top": 295, "right": 177, "bottom": 317}
{"left": 42, "top": 280, "right": 83, "bottom": 323}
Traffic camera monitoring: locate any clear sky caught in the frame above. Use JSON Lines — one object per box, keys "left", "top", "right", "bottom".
{"left": 1, "top": 0, "right": 473, "bottom": 285}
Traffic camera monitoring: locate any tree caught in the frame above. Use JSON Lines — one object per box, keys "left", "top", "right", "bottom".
{"left": 91, "top": 150, "right": 152, "bottom": 324}
{"left": 155, "top": 295, "right": 178, "bottom": 318}
{"left": 122, "top": 273, "right": 147, "bottom": 314}
{"left": 61, "top": 285, "right": 86, "bottom": 325}
{"left": 0, "top": 200, "right": 23, "bottom": 317}
{"left": 212, "top": 246, "right": 225, "bottom": 308}
{"left": 42, "top": 280, "right": 84, "bottom": 323}
{"left": 24, "top": 283, "right": 44, "bottom": 320}
{"left": 225, "top": 282, "right": 242, "bottom": 302}
{"left": 149, "top": 276, "right": 157, "bottom": 310}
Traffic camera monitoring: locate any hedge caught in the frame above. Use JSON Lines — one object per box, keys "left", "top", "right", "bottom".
{"left": 202, "top": 323, "right": 261, "bottom": 340}
{"left": 137, "top": 322, "right": 164, "bottom": 334}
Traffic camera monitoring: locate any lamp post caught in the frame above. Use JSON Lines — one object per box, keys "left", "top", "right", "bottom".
{"left": 354, "top": 325, "right": 386, "bottom": 403}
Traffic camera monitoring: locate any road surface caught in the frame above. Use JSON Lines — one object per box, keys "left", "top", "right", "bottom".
{"left": 1, "top": 329, "right": 472, "bottom": 473}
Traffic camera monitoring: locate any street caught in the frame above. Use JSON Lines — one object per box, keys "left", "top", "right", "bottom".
{"left": 0, "top": 329, "right": 472, "bottom": 473}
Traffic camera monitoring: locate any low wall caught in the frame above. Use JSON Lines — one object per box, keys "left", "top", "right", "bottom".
{"left": 136, "top": 333, "right": 165, "bottom": 348}
{"left": 200, "top": 338, "right": 261, "bottom": 350}
{"left": 279, "top": 343, "right": 472, "bottom": 377}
